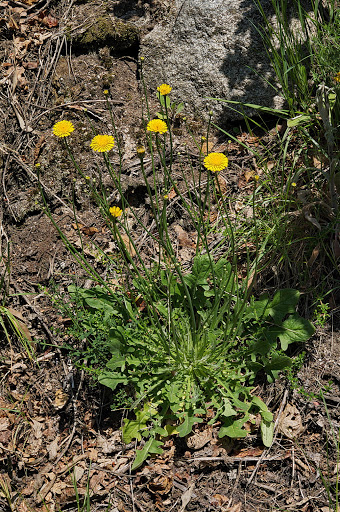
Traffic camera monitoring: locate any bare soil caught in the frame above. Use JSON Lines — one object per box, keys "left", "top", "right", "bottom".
{"left": 0, "top": 1, "right": 339, "bottom": 511}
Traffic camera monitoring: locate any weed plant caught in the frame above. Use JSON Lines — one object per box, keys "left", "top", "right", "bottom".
{"left": 42, "top": 67, "right": 318, "bottom": 469}
{"left": 0, "top": 246, "right": 34, "bottom": 358}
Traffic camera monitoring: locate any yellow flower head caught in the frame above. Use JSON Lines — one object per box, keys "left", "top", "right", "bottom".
{"left": 157, "top": 83, "right": 172, "bottom": 96}
{"left": 137, "top": 145, "right": 146, "bottom": 159}
{"left": 147, "top": 119, "right": 168, "bottom": 134}
{"left": 204, "top": 152, "right": 229, "bottom": 172}
{"left": 333, "top": 72, "right": 340, "bottom": 83}
{"left": 90, "top": 134, "right": 115, "bottom": 153}
{"left": 53, "top": 120, "right": 74, "bottom": 138}
{"left": 109, "top": 206, "right": 122, "bottom": 218}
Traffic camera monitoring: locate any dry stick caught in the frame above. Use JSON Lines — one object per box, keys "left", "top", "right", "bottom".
{"left": 247, "top": 388, "right": 289, "bottom": 486}
{"left": 227, "top": 460, "right": 242, "bottom": 508}
{"left": 53, "top": 367, "right": 86, "bottom": 466}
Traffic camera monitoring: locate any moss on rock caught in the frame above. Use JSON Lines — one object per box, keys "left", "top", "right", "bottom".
{"left": 73, "top": 17, "right": 139, "bottom": 52}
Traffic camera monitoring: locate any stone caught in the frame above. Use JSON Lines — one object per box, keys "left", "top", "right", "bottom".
{"left": 140, "top": 0, "right": 285, "bottom": 122}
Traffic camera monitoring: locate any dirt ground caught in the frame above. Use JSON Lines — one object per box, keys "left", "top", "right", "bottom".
{"left": 0, "top": 0, "right": 339, "bottom": 511}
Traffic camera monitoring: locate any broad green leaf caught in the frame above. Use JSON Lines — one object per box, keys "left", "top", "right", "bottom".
{"left": 132, "top": 438, "right": 164, "bottom": 470}
{"left": 177, "top": 413, "right": 203, "bottom": 437}
{"left": 268, "top": 289, "right": 300, "bottom": 322}
{"left": 191, "top": 255, "right": 212, "bottom": 283}
{"left": 122, "top": 403, "right": 158, "bottom": 444}
{"left": 106, "top": 354, "right": 125, "bottom": 371}
{"left": 261, "top": 419, "right": 274, "bottom": 447}
{"left": 222, "top": 399, "right": 237, "bottom": 417}
{"left": 250, "top": 337, "right": 276, "bottom": 356}
{"left": 164, "top": 424, "right": 179, "bottom": 436}
{"left": 252, "top": 396, "right": 273, "bottom": 422}
{"left": 246, "top": 293, "right": 271, "bottom": 320}
{"left": 265, "top": 355, "right": 292, "bottom": 372}
{"left": 98, "top": 371, "right": 127, "bottom": 391}
{"left": 219, "top": 414, "right": 249, "bottom": 438}
{"left": 278, "top": 314, "right": 315, "bottom": 351}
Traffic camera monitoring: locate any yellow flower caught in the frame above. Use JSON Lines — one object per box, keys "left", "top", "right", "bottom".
{"left": 103, "top": 89, "right": 109, "bottom": 95}
{"left": 291, "top": 182, "right": 297, "bottom": 187}
{"left": 53, "top": 120, "right": 74, "bottom": 138}
{"left": 333, "top": 72, "right": 340, "bottom": 83}
{"left": 147, "top": 119, "right": 168, "bottom": 134}
{"left": 254, "top": 174, "right": 260, "bottom": 181}
{"left": 109, "top": 206, "right": 122, "bottom": 218}
{"left": 137, "top": 145, "right": 146, "bottom": 160}
{"left": 203, "top": 152, "right": 229, "bottom": 172}
{"left": 90, "top": 134, "right": 115, "bottom": 153}
{"left": 157, "top": 83, "right": 172, "bottom": 96}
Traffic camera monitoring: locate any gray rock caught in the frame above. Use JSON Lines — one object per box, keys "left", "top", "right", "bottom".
{"left": 140, "top": 0, "right": 285, "bottom": 122}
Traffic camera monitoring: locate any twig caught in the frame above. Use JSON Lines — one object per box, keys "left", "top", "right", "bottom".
{"left": 54, "top": 367, "right": 86, "bottom": 465}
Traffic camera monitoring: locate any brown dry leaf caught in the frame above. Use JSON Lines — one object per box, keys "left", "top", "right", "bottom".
{"left": 278, "top": 403, "right": 304, "bottom": 439}
{"left": 53, "top": 389, "right": 69, "bottom": 410}
{"left": 211, "top": 494, "right": 228, "bottom": 507}
{"left": 173, "top": 224, "right": 195, "bottom": 248}
{"left": 89, "top": 471, "right": 107, "bottom": 493}
{"left": 51, "top": 480, "right": 67, "bottom": 495}
{"left": 216, "top": 174, "right": 227, "bottom": 195}
{"left": 168, "top": 187, "right": 177, "bottom": 200}
{"left": 0, "top": 417, "right": 10, "bottom": 432}
{"left": 186, "top": 425, "right": 213, "bottom": 450}
{"left": 120, "top": 233, "right": 136, "bottom": 257}
{"left": 200, "top": 140, "right": 216, "bottom": 156}
{"left": 12, "top": 66, "right": 27, "bottom": 91}
{"left": 41, "top": 15, "right": 59, "bottom": 28}
{"left": 46, "top": 436, "right": 60, "bottom": 460}
{"left": 204, "top": 211, "right": 218, "bottom": 223}
{"left": 31, "top": 419, "right": 44, "bottom": 439}
{"left": 147, "top": 474, "right": 173, "bottom": 495}
{"left": 96, "top": 432, "right": 121, "bottom": 454}
{"left": 244, "top": 170, "right": 255, "bottom": 183}
{"left": 308, "top": 245, "right": 320, "bottom": 267}
{"left": 7, "top": 307, "right": 32, "bottom": 341}
{"left": 73, "top": 465, "right": 85, "bottom": 482}
{"left": 234, "top": 446, "right": 263, "bottom": 458}
{"left": 86, "top": 448, "right": 98, "bottom": 462}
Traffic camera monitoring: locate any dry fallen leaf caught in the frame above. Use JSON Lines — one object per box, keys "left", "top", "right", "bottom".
{"left": 41, "top": 14, "right": 59, "bottom": 28}
{"left": 173, "top": 224, "right": 195, "bottom": 248}
{"left": 278, "top": 403, "right": 304, "bottom": 439}
{"left": 120, "top": 233, "right": 136, "bottom": 257}
{"left": 147, "top": 474, "right": 173, "bottom": 495}
{"left": 186, "top": 426, "right": 213, "bottom": 450}
{"left": 53, "top": 389, "right": 69, "bottom": 410}
{"left": 7, "top": 307, "right": 32, "bottom": 341}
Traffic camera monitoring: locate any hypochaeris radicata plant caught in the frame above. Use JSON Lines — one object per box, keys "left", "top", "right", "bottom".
{"left": 46, "top": 78, "right": 315, "bottom": 469}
